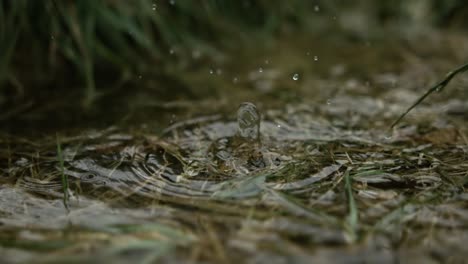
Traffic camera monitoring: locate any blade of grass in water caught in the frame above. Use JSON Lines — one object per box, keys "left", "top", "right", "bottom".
{"left": 345, "top": 168, "right": 358, "bottom": 242}
{"left": 391, "top": 62, "right": 468, "bottom": 128}
{"left": 267, "top": 189, "right": 339, "bottom": 225}
{"left": 56, "top": 134, "right": 69, "bottom": 212}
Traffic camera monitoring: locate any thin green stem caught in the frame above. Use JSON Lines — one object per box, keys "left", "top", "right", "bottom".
{"left": 391, "top": 62, "right": 468, "bottom": 128}
{"left": 56, "top": 134, "right": 69, "bottom": 212}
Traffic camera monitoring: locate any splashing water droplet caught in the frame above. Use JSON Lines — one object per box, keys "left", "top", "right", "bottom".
{"left": 237, "top": 102, "right": 261, "bottom": 141}
{"left": 170, "top": 114, "right": 176, "bottom": 124}
{"left": 216, "top": 69, "right": 222, "bottom": 75}
{"left": 169, "top": 49, "right": 174, "bottom": 54}
{"left": 192, "top": 50, "right": 201, "bottom": 59}
{"left": 258, "top": 67, "right": 263, "bottom": 73}
{"left": 169, "top": 0, "right": 175, "bottom": 5}
{"left": 292, "top": 73, "right": 299, "bottom": 81}
{"left": 314, "top": 56, "right": 319, "bottom": 61}
{"left": 152, "top": 3, "right": 157, "bottom": 10}
{"left": 314, "top": 5, "right": 320, "bottom": 12}
{"left": 233, "top": 77, "right": 239, "bottom": 83}
{"left": 209, "top": 69, "right": 214, "bottom": 74}
{"left": 265, "top": 60, "right": 269, "bottom": 65}
{"left": 326, "top": 99, "right": 331, "bottom": 105}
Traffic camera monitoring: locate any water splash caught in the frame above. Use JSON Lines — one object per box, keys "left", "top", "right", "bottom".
{"left": 237, "top": 102, "right": 261, "bottom": 141}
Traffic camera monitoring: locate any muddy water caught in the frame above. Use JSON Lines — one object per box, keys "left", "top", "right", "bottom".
{"left": 1, "top": 34, "right": 468, "bottom": 263}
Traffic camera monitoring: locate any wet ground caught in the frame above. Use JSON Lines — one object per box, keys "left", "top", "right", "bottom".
{"left": 1, "top": 31, "right": 468, "bottom": 263}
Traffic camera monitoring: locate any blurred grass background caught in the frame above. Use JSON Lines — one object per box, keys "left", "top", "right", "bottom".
{"left": 0, "top": 0, "right": 467, "bottom": 127}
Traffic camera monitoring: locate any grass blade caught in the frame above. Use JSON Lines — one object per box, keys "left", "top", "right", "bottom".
{"left": 391, "top": 62, "right": 468, "bottom": 128}
{"left": 56, "top": 134, "right": 69, "bottom": 212}
{"left": 344, "top": 168, "right": 358, "bottom": 242}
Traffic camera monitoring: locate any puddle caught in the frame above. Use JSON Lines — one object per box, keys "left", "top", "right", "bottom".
{"left": 1, "top": 33, "right": 468, "bottom": 263}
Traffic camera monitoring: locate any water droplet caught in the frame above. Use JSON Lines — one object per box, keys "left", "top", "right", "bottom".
{"left": 138, "top": 75, "right": 142, "bottom": 79}
{"left": 237, "top": 102, "right": 261, "bottom": 141}
{"left": 170, "top": 114, "right": 176, "bottom": 124}
{"left": 314, "top": 55, "right": 319, "bottom": 61}
{"left": 258, "top": 67, "right": 263, "bottom": 73}
{"left": 277, "top": 124, "right": 281, "bottom": 128}
{"left": 326, "top": 99, "right": 331, "bottom": 105}
{"left": 306, "top": 51, "right": 311, "bottom": 56}
{"left": 233, "top": 77, "right": 239, "bottom": 83}
{"left": 216, "top": 68, "right": 222, "bottom": 75}
{"left": 192, "top": 50, "right": 201, "bottom": 59}
{"left": 169, "top": 0, "right": 175, "bottom": 5}
{"left": 314, "top": 5, "right": 320, "bottom": 12}
{"left": 152, "top": 3, "right": 157, "bottom": 10}
{"left": 169, "top": 49, "right": 174, "bottom": 54}
{"left": 292, "top": 73, "right": 299, "bottom": 81}
{"left": 209, "top": 69, "right": 214, "bottom": 74}
{"left": 264, "top": 60, "right": 269, "bottom": 65}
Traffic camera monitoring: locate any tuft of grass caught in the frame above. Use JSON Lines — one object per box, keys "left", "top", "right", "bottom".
{"left": 1, "top": 0, "right": 314, "bottom": 107}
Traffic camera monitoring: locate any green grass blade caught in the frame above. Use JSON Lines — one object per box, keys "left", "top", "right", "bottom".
{"left": 56, "top": 134, "right": 69, "bottom": 212}
{"left": 391, "top": 62, "right": 468, "bottom": 128}
{"left": 344, "top": 168, "right": 358, "bottom": 242}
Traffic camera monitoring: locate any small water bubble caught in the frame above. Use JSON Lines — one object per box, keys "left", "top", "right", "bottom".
{"left": 138, "top": 75, "right": 142, "bottom": 79}
{"left": 169, "top": 49, "right": 174, "bottom": 54}
{"left": 277, "top": 124, "right": 281, "bottom": 128}
{"left": 314, "top": 55, "right": 319, "bottom": 61}
{"left": 292, "top": 73, "right": 299, "bottom": 81}
{"left": 314, "top": 5, "right": 320, "bottom": 12}
{"left": 326, "top": 99, "right": 332, "bottom": 105}
{"left": 209, "top": 69, "right": 214, "bottom": 74}
{"left": 306, "top": 51, "right": 311, "bottom": 56}
{"left": 152, "top": 3, "right": 157, "bottom": 10}
{"left": 258, "top": 67, "right": 263, "bottom": 73}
